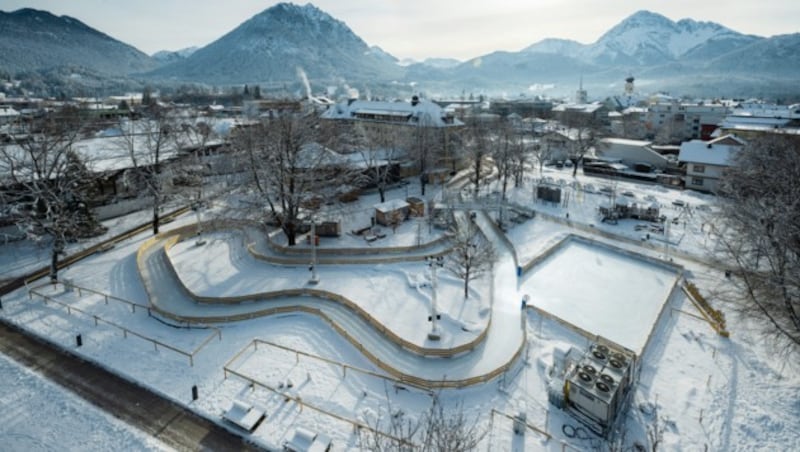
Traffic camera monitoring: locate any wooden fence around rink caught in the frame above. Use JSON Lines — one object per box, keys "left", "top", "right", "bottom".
{"left": 224, "top": 339, "right": 434, "bottom": 395}
{"left": 0, "top": 204, "right": 192, "bottom": 299}
{"left": 263, "top": 228, "right": 451, "bottom": 257}
{"left": 27, "top": 282, "right": 221, "bottom": 367}
{"left": 490, "top": 408, "right": 551, "bottom": 441}
{"left": 681, "top": 283, "right": 730, "bottom": 336}
{"left": 154, "top": 222, "right": 489, "bottom": 359}
{"left": 139, "top": 221, "right": 530, "bottom": 389}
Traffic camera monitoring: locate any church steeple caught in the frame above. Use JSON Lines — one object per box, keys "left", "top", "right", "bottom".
{"left": 575, "top": 75, "right": 588, "bottom": 103}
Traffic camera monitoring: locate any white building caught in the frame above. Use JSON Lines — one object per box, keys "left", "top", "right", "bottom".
{"left": 678, "top": 134, "right": 745, "bottom": 193}
{"left": 645, "top": 101, "right": 729, "bottom": 142}
{"left": 321, "top": 96, "right": 461, "bottom": 128}
{"left": 596, "top": 138, "right": 670, "bottom": 171}
{"left": 717, "top": 103, "right": 800, "bottom": 138}
{"left": 0, "top": 105, "right": 20, "bottom": 125}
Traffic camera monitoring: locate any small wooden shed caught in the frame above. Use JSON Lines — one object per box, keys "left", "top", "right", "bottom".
{"left": 406, "top": 197, "right": 425, "bottom": 217}
{"left": 374, "top": 199, "right": 409, "bottom": 226}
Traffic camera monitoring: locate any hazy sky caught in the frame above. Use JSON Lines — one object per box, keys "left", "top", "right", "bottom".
{"left": 4, "top": 1, "right": 799, "bottom": 60}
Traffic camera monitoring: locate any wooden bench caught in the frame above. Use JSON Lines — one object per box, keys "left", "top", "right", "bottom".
{"left": 283, "top": 426, "right": 331, "bottom": 452}
{"left": 222, "top": 399, "right": 265, "bottom": 432}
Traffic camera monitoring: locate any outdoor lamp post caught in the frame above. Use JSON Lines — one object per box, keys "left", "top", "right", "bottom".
{"left": 308, "top": 221, "right": 319, "bottom": 285}
{"left": 427, "top": 255, "right": 444, "bottom": 341}
{"left": 192, "top": 201, "right": 206, "bottom": 246}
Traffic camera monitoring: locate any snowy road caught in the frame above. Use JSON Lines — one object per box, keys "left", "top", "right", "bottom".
{"left": 137, "top": 211, "right": 526, "bottom": 386}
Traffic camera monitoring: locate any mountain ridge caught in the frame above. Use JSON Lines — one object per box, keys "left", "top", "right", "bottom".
{"left": 148, "top": 2, "right": 402, "bottom": 84}
{"left": 1, "top": 4, "right": 797, "bottom": 97}
{"left": 0, "top": 8, "right": 156, "bottom": 75}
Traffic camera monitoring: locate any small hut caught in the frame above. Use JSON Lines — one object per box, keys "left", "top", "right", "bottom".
{"left": 406, "top": 197, "right": 425, "bottom": 217}
{"left": 374, "top": 199, "right": 409, "bottom": 226}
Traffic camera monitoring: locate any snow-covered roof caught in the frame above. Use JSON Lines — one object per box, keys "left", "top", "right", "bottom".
{"left": 374, "top": 198, "right": 409, "bottom": 213}
{"left": 552, "top": 102, "right": 604, "bottom": 114}
{"left": 0, "top": 106, "right": 20, "bottom": 117}
{"left": 295, "top": 142, "right": 348, "bottom": 169}
{"left": 601, "top": 138, "right": 653, "bottom": 147}
{"left": 678, "top": 134, "right": 745, "bottom": 166}
{"left": 322, "top": 99, "right": 462, "bottom": 127}
{"left": 721, "top": 116, "right": 790, "bottom": 128}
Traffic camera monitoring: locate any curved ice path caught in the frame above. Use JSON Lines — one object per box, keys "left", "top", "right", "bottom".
{"left": 138, "top": 213, "right": 525, "bottom": 385}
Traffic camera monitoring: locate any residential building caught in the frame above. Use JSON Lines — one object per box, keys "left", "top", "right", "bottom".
{"left": 645, "top": 101, "right": 729, "bottom": 142}
{"left": 0, "top": 105, "right": 20, "bottom": 125}
{"left": 678, "top": 134, "right": 745, "bottom": 193}
{"left": 717, "top": 103, "right": 800, "bottom": 139}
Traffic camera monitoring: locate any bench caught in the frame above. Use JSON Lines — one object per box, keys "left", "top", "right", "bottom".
{"left": 222, "top": 399, "right": 265, "bottom": 432}
{"left": 283, "top": 426, "right": 332, "bottom": 452}
{"left": 351, "top": 225, "right": 372, "bottom": 236}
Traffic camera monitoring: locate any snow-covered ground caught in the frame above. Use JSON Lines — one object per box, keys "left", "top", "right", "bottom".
{"left": 0, "top": 353, "right": 169, "bottom": 452}
{"left": 519, "top": 237, "right": 679, "bottom": 353}
{"left": 1, "top": 170, "right": 797, "bottom": 451}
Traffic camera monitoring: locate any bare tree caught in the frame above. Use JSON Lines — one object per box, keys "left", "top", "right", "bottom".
{"left": 358, "top": 394, "right": 485, "bottom": 452}
{"left": 447, "top": 214, "right": 497, "bottom": 299}
{"left": 355, "top": 124, "right": 402, "bottom": 203}
{"left": 529, "top": 138, "right": 554, "bottom": 177}
{"left": 715, "top": 134, "right": 800, "bottom": 353}
{"left": 0, "top": 107, "right": 106, "bottom": 281}
{"left": 492, "top": 116, "right": 529, "bottom": 200}
{"left": 231, "top": 111, "right": 348, "bottom": 246}
{"left": 560, "top": 112, "right": 604, "bottom": 177}
{"left": 115, "top": 106, "right": 175, "bottom": 235}
{"left": 463, "top": 116, "right": 494, "bottom": 198}
{"left": 418, "top": 399, "right": 486, "bottom": 452}
{"left": 409, "top": 112, "right": 442, "bottom": 197}
{"left": 171, "top": 118, "right": 218, "bottom": 241}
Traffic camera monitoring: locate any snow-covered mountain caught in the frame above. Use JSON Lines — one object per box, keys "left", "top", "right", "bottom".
{"left": 149, "top": 2, "right": 401, "bottom": 84}
{"left": 583, "top": 10, "right": 760, "bottom": 65}
{"left": 523, "top": 38, "right": 584, "bottom": 57}
{"left": 151, "top": 46, "right": 199, "bottom": 64}
{"left": 0, "top": 8, "right": 156, "bottom": 75}
{"left": 411, "top": 9, "right": 793, "bottom": 95}
{"left": 1, "top": 5, "right": 796, "bottom": 97}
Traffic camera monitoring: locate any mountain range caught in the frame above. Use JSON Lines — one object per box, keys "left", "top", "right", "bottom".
{"left": 0, "top": 8, "right": 156, "bottom": 76}
{"left": 1, "top": 4, "right": 798, "bottom": 97}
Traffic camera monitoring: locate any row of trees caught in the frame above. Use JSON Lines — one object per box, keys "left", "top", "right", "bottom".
{"left": 2, "top": 102, "right": 596, "bottom": 293}
{"left": 0, "top": 103, "right": 220, "bottom": 280}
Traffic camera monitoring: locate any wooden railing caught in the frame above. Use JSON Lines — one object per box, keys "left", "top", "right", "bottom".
{"left": 27, "top": 282, "right": 221, "bottom": 367}
{"left": 155, "top": 223, "right": 489, "bottom": 359}
{"left": 0, "top": 204, "right": 191, "bottom": 298}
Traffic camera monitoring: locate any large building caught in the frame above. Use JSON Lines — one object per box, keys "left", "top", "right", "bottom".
{"left": 717, "top": 103, "right": 800, "bottom": 139}
{"left": 645, "top": 101, "right": 729, "bottom": 142}
{"left": 321, "top": 96, "right": 464, "bottom": 178}
{"left": 321, "top": 96, "right": 461, "bottom": 128}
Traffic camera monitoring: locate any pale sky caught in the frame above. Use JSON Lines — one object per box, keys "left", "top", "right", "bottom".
{"left": 3, "top": 1, "right": 798, "bottom": 61}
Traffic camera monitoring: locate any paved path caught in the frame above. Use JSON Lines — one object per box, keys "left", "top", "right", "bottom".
{"left": 0, "top": 319, "right": 263, "bottom": 452}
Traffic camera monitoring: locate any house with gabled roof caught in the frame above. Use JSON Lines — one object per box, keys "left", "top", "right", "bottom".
{"left": 678, "top": 134, "right": 746, "bottom": 193}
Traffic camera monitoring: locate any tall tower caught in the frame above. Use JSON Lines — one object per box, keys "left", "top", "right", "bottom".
{"left": 575, "top": 75, "right": 588, "bottom": 104}
{"left": 624, "top": 76, "right": 635, "bottom": 95}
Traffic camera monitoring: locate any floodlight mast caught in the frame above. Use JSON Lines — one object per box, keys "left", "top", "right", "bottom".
{"left": 427, "top": 255, "right": 444, "bottom": 341}
{"left": 309, "top": 221, "right": 319, "bottom": 285}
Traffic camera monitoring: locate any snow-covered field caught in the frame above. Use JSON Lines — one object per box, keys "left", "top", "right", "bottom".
{"left": 520, "top": 237, "right": 679, "bottom": 353}
{"left": 0, "top": 353, "right": 168, "bottom": 452}
{"left": 1, "top": 171, "right": 798, "bottom": 451}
